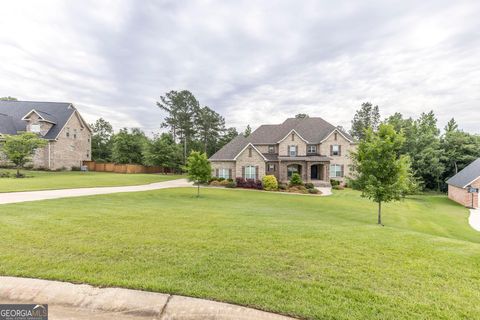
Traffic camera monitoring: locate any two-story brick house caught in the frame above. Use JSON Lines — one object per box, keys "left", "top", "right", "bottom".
{"left": 0, "top": 100, "right": 92, "bottom": 170}
{"left": 210, "top": 117, "right": 356, "bottom": 185}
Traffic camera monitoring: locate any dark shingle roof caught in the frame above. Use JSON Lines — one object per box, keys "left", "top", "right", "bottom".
{"left": 446, "top": 158, "right": 480, "bottom": 188}
{"left": 0, "top": 101, "right": 76, "bottom": 139}
{"left": 210, "top": 117, "right": 354, "bottom": 161}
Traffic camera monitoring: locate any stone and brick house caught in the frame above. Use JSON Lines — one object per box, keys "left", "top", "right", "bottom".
{"left": 209, "top": 117, "right": 356, "bottom": 185}
{"left": 0, "top": 100, "right": 92, "bottom": 170}
{"left": 447, "top": 158, "right": 480, "bottom": 208}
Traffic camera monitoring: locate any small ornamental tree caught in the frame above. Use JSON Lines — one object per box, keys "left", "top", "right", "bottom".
{"left": 351, "top": 124, "right": 416, "bottom": 225}
{"left": 184, "top": 151, "right": 211, "bottom": 197}
{"left": 289, "top": 173, "right": 303, "bottom": 186}
{"left": 262, "top": 175, "right": 278, "bottom": 191}
{"left": 1, "top": 132, "right": 47, "bottom": 177}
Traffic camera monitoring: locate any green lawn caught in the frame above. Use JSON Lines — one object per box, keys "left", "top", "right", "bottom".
{"left": 0, "top": 169, "right": 184, "bottom": 192}
{"left": 0, "top": 188, "right": 479, "bottom": 319}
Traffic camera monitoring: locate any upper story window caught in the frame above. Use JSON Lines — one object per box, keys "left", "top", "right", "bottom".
{"left": 268, "top": 145, "right": 275, "bottom": 153}
{"left": 307, "top": 145, "right": 317, "bottom": 154}
{"left": 289, "top": 145, "right": 297, "bottom": 157}
{"left": 30, "top": 124, "right": 41, "bottom": 134}
{"left": 331, "top": 145, "right": 341, "bottom": 156}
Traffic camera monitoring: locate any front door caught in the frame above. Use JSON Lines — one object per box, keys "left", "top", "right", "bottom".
{"left": 311, "top": 165, "right": 318, "bottom": 180}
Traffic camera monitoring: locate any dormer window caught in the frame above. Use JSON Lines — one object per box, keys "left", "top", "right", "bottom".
{"left": 30, "top": 124, "right": 41, "bottom": 134}
{"left": 289, "top": 145, "right": 297, "bottom": 157}
{"left": 307, "top": 145, "right": 317, "bottom": 154}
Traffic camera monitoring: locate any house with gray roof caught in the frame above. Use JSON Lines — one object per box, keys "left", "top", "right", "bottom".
{"left": 0, "top": 100, "right": 92, "bottom": 170}
{"left": 209, "top": 117, "right": 356, "bottom": 185}
{"left": 447, "top": 158, "right": 480, "bottom": 208}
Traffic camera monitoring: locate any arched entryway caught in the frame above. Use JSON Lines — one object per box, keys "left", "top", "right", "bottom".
{"left": 287, "top": 164, "right": 302, "bottom": 178}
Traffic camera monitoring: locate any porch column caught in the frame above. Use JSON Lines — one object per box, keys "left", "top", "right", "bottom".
{"left": 306, "top": 162, "right": 311, "bottom": 182}
{"left": 324, "top": 162, "right": 329, "bottom": 181}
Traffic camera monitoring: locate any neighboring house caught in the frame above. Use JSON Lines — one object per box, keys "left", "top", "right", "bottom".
{"left": 0, "top": 100, "right": 92, "bottom": 170}
{"left": 209, "top": 117, "right": 356, "bottom": 185}
{"left": 446, "top": 158, "right": 480, "bottom": 209}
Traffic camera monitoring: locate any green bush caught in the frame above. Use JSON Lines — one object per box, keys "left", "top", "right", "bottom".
{"left": 289, "top": 173, "right": 303, "bottom": 186}
{"left": 219, "top": 179, "right": 230, "bottom": 186}
{"left": 0, "top": 172, "right": 11, "bottom": 178}
{"left": 308, "top": 188, "right": 320, "bottom": 194}
{"left": 218, "top": 177, "right": 226, "bottom": 182}
{"left": 330, "top": 179, "right": 340, "bottom": 187}
{"left": 304, "top": 182, "right": 314, "bottom": 189}
{"left": 287, "top": 185, "right": 308, "bottom": 194}
{"left": 262, "top": 175, "right": 278, "bottom": 191}
{"left": 225, "top": 181, "right": 236, "bottom": 188}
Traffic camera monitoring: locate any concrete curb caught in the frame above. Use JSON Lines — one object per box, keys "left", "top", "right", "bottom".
{"left": 0, "top": 276, "right": 296, "bottom": 320}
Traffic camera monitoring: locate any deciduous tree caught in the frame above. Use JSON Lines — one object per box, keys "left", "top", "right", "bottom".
{"left": 350, "top": 102, "right": 380, "bottom": 140}
{"left": 184, "top": 151, "right": 211, "bottom": 197}
{"left": 1, "top": 132, "right": 47, "bottom": 177}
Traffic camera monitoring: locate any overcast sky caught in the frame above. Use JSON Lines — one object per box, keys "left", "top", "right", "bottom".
{"left": 0, "top": 0, "right": 479, "bottom": 134}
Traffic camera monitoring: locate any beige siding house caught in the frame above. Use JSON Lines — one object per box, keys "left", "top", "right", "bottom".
{"left": 0, "top": 101, "right": 92, "bottom": 170}
{"left": 210, "top": 117, "right": 356, "bottom": 185}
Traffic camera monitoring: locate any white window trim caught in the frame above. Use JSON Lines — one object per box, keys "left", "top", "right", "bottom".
{"left": 332, "top": 145, "right": 340, "bottom": 156}
{"left": 218, "top": 168, "right": 230, "bottom": 179}
{"left": 307, "top": 145, "right": 317, "bottom": 153}
{"left": 320, "top": 129, "right": 353, "bottom": 143}
{"left": 276, "top": 129, "right": 309, "bottom": 144}
{"left": 289, "top": 145, "right": 297, "bottom": 157}
{"left": 330, "top": 164, "right": 342, "bottom": 178}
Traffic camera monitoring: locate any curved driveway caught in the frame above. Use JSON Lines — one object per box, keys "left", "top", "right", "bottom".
{"left": 0, "top": 179, "right": 193, "bottom": 205}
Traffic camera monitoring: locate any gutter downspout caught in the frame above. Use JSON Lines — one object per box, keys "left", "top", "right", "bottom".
{"left": 48, "top": 141, "right": 51, "bottom": 170}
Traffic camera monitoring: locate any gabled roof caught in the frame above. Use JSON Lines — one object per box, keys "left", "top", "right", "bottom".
{"left": 22, "top": 109, "right": 58, "bottom": 124}
{"left": 210, "top": 117, "right": 354, "bottom": 161}
{"left": 0, "top": 100, "right": 79, "bottom": 140}
{"left": 446, "top": 158, "right": 480, "bottom": 188}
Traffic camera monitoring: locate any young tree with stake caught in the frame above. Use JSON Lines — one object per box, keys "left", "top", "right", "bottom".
{"left": 1, "top": 132, "right": 47, "bottom": 177}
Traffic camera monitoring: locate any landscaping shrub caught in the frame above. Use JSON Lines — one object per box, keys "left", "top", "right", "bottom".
{"left": 218, "top": 177, "right": 225, "bottom": 182}
{"left": 71, "top": 166, "right": 81, "bottom": 171}
{"left": 308, "top": 188, "right": 321, "bottom": 194}
{"left": 225, "top": 180, "right": 236, "bottom": 188}
{"left": 287, "top": 185, "right": 308, "bottom": 194}
{"left": 235, "top": 177, "right": 262, "bottom": 189}
{"left": 278, "top": 183, "right": 287, "bottom": 190}
{"left": 0, "top": 172, "right": 11, "bottom": 178}
{"left": 330, "top": 179, "right": 340, "bottom": 187}
{"left": 209, "top": 180, "right": 222, "bottom": 186}
{"left": 262, "top": 175, "right": 278, "bottom": 191}
{"left": 332, "top": 185, "right": 345, "bottom": 190}
{"left": 289, "top": 173, "right": 303, "bottom": 186}
{"left": 304, "top": 182, "right": 314, "bottom": 189}
{"left": 209, "top": 177, "right": 219, "bottom": 183}
{"left": 219, "top": 180, "right": 230, "bottom": 186}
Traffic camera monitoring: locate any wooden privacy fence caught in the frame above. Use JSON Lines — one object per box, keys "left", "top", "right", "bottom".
{"left": 83, "top": 161, "right": 175, "bottom": 174}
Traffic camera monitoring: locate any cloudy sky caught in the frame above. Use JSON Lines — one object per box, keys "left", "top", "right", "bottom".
{"left": 0, "top": 0, "right": 479, "bottom": 134}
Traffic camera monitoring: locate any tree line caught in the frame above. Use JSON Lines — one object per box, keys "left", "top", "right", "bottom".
{"left": 350, "top": 102, "right": 480, "bottom": 191}
{"left": 90, "top": 90, "right": 239, "bottom": 169}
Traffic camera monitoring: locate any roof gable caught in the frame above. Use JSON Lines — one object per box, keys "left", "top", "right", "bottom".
{"left": 0, "top": 100, "right": 76, "bottom": 139}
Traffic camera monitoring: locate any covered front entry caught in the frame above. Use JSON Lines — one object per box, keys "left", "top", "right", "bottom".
{"left": 310, "top": 164, "right": 325, "bottom": 180}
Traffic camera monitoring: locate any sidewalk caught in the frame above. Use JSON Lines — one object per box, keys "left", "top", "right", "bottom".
{"left": 0, "top": 276, "right": 296, "bottom": 320}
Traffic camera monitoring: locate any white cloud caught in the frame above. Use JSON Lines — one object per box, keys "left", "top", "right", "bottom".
{"left": 0, "top": 0, "right": 478, "bottom": 134}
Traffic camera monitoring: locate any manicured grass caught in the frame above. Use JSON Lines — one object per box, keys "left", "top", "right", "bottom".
{"left": 0, "top": 169, "right": 184, "bottom": 192}
{"left": 0, "top": 188, "right": 479, "bottom": 319}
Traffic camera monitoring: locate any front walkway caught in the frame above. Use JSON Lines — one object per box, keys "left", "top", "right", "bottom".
{"left": 0, "top": 179, "right": 193, "bottom": 205}
{"left": 469, "top": 208, "right": 480, "bottom": 231}
{"left": 0, "top": 276, "right": 295, "bottom": 320}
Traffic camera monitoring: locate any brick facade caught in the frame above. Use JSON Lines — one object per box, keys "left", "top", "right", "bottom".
{"left": 448, "top": 178, "right": 479, "bottom": 208}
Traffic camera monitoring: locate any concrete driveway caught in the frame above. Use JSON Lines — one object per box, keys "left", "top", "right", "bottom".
{"left": 0, "top": 179, "right": 193, "bottom": 205}
{"left": 469, "top": 208, "right": 480, "bottom": 231}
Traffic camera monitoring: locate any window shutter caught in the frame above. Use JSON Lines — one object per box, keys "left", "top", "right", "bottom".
{"left": 339, "top": 145, "right": 342, "bottom": 156}
{"left": 228, "top": 168, "right": 232, "bottom": 179}
{"left": 330, "top": 145, "right": 333, "bottom": 156}
{"left": 242, "top": 166, "right": 245, "bottom": 178}
{"left": 215, "top": 168, "right": 219, "bottom": 177}
{"left": 255, "top": 166, "right": 259, "bottom": 180}
{"left": 341, "top": 165, "right": 344, "bottom": 177}
{"left": 295, "top": 145, "right": 298, "bottom": 156}
{"left": 287, "top": 145, "right": 290, "bottom": 156}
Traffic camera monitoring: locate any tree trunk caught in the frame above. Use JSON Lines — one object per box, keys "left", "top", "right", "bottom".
{"left": 377, "top": 201, "right": 382, "bottom": 225}
{"left": 197, "top": 182, "right": 200, "bottom": 198}
{"left": 16, "top": 166, "right": 20, "bottom": 178}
